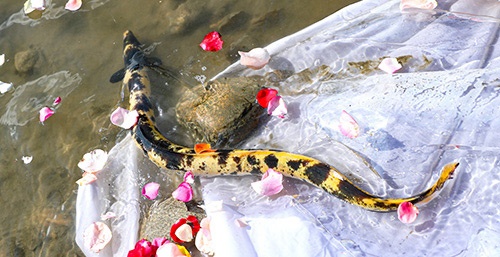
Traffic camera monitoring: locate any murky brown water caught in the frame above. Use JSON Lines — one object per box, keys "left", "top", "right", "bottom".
{"left": 0, "top": 0, "right": 358, "bottom": 256}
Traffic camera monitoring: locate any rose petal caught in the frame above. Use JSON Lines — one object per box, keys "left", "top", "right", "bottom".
{"left": 142, "top": 182, "right": 160, "bottom": 200}
{"left": 398, "top": 202, "right": 419, "bottom": 223}
{"left": 172, "top": 182, "right": 193, "bottom": 202}
{"left": 130, "top": 239, "right": 156, "bottom": 257}
{"left": 238, "top": 48, "right": 270, "bottom": 70}
{"left": 152, "top": 237, "right": 169, "bottom": 248}
{"left": 83, "top": 222, "right": 112, "bottom": 253}
{"left": 156, "top": 243, "right": 189, "bottom": 257}
{"left": 195, "top": 218, "right": 214, "bottom": 255}
{"left": 65, "top": 0, "right": 82, "bottom": 11}
{"left": 199, "top": 31, "right": 223, "bottom": 52}
{"left": 0, "top": 54, "right": 5, "bottom": 66}
{"left": 183, "top": 171, "right": 195, "bottom": 184}
{"left": 256, "top": 88, "right": 278, "bottom": 108}
{"left": 78, "top": 149, "right": 108, "bottom": 173}
{"left": 39, "top": 107, "right": 54, "bottom": 123}
{"left": 21, "top": 156, "right": 33, "bottom": 164}
{"left": 400, "top": 0, "right": 438, "bottom": 11}
{"left": 76, "top": 172, "right": 98, "bottom": 186}
{"left": 53, "top": 96, "right": 62, "bottom": 105}
{"left": 267, "top": 95, "right": 287, "bottom": 119}
{"left": 0, "top": 81, "right": 13, "bottom": 94}
{"left": 378, "top": 57, "right": 402, "bottom": 74}
{"left": 194, "top": 143, "right": 216, "bottom": 154}
{"left": 110, "top": 107, "right": 139, "bottom": 129}
{"left": 339, "top": 110, "right": 360, "bottom": 139}
{"left": 174, "top": 224, "right": 194, "bottom": 242}
{"left": 251, "top": 168, "right": 283, "bottom": 196}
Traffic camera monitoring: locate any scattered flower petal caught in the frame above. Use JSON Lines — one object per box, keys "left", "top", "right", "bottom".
{"left": 398, "top": 201, "right": 419, "bottom": 223}
{"left": 400, "top": 0, "right": 437, "bottom": 11}
{"left": 77, "top": 149, "right": 108, "bottom": 173}
{"left": 0, "top": 54, "right": 5, "bottom": 66}
{"left": 152, "top": 237, "right": 169, "bottom": 248}
{"left": 83, "top": 222, "right": 112, "bottom": 253}
{"left": 21, "top": 156, "right": 33, "bottom": 164}
{"left": 172, "top": 182, "right": 193, "bottom": 202}
{"left": 30, "top": 0, "right": 45, "bottom": 9}
{"left": 199, "top": 31, "right": 223, "bottom": 52}
{"left": 183, "top": 171, "right": 195, "bottom": 184}
{"left": 39, "top": 107, "right": 54, "bottom": 123}
{"left": 267, "top": 95, "right": 287, "bottom": 119}
{"left": 174, "top": 224, "right": 194, "bottom": 242}
{"left": 170, "top": 215, "right": 200, "bottom": 244}
{"left": 65, "top": 0, "right": 82, "bottom": 11}
{"left": 234, "top": 218, "right": 249, "bottom": 228}
{"left": 142, "top": 182, "right": 160, "bottom": 200}
{"left": 251, "top": 168, "right": 283, "bottom": 196}
{"left": 156, "top": 243, "right": 191, "bottom": 257}
{"left": 100, "top": 212, "right": 116, "bottom": 221}
{"left": 256, "top": 88, "right": 278, "bottom": 108}
{"left": 128, "top": 239, "right": 156, "bottom": 257}
{"left": 53, "top": 96, "right": 62, "bottom": 105}
{"left": 339, "top": 110, "right": 360, "bottom": 139}
{"left": 378, "top": 57, "right": 402, "bottom": 74}
{"left": 0, "top": 81, "right": 13, "bottom": 94}
{"left": 238, "top": 48, "right": 270, "bottom": 70}
{"left": 110, "top": 107, "right": 139, "bottom": 129}
{"left": 196, "top": 217, "right": 214, "bottom": 255}
{"left": 194, "top": 143, "right": 216, "bottom": 154}
{"left": 76, "top": 172, "right": 98, "bottom": 186}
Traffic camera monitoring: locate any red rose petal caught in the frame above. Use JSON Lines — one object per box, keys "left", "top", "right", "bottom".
{"left": 256, "top": 88, "right": 278, "bottom": 108}
{"left": 199, "top": 31, "right": 223, "bottom": 52}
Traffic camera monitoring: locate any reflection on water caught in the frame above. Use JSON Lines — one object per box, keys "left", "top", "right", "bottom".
{"left": 0, "top": 0, "right": 357, "bottom": 255}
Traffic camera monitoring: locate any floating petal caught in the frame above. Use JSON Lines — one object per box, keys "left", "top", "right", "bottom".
{"left": 378, "top": 57, "right": 402, "bottom": 74}
{"left": 156, "top": 243, "right": 191, "bottom": 257}
{"left": 238, "top": 48, "right": 270, "bottom": 70}
{"left": 339, "top": 110, "right": 360, "bottom": 139}
{"left": 175, "top": 224, "right": 193, "bottom": 242}
{"left": 142, "top": 182, "right": 160, "bottom": 200}
{"left": 0, "top": 81, "right": 13, "bottom": 94}
{"left": 21, "top": 156, "right": 33, "bottom": 164}
{"left": 194, "top": 143, "right": 216, "bottom": 154}
{"left": 251, "top": 168, "right": 283, "bottom": 196}
{"left": 199, "top": 31, "right": 223, "bottom": 52}
{"left": 183, "top": 171, "right": 195, "bottom": 184}
{"left": 65, "top": 0, "right": 82, "bottom": 11}
{"left": 398, "top": 202, "right": 419, "bottom": 223}
{"left": 267, "top": 95, "right": 287, "bottom": 119}
{"left": 172, "top": 182, "right": 193, "bottom": 202}
{"left": 76, "top": 172, "right": 98, "bottom": 186}
{"left": 83, "top": 222, "right": 112, "bottom": 253}
{"left": 39, "top": 107, "right": 54, "bottom": 123}
{"left": 400, "top": 0, "right": 438, "bottom": 11}
{"left": 256, "top": 88, "right": 278, "bottom": 108}
{"left": 110, "top": 107, "right": 138, "bottom": 129}
{"left": 53, "top": 96, "right": 62, "bottom": 105}
{"left": 77, "top": 149, "right": 108, "bottom": 173}
{"left": 0, "top": 54, "right": 5, "bottom": 66}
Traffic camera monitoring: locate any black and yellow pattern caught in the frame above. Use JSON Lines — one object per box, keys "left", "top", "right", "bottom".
{"left": 113, "top": 30, "right": 458, "bottom": 212}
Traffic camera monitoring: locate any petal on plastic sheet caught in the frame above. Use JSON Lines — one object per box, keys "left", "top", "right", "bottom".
{"left": 0, "top": 81, "right": 13, "bottom": 94}
{"left": 397, "top": 202, "right": 419, "bottom": 223}
{"left": 65, "top": 0, "right": 82, "bottom": 11}
{"left": 172, "top": 182, "right": 193, "bottom": 202}
{"left": 110, "top": 107, "right": 139, "bottom": 129}
{"left": 378, "top": 57, "right": 402, "bottom": 74}
{"left": 142, "top": 182, "right": 160, "bottom": 200}
{"left": 39, "top": 107, "right": 54, "bottom": 123}
{"left": 183, "top": 171, "right": 195, "bottom": 184}
{"left": 83, "top": 221, "right": 112, "bottom": 253}
{"left": 76, "top": 172, "right": 98, "bottom": 186}
{"left": 156, "top": 243, "right": 191, "bottom": 257}
{"left": 77, "top": 149, "right": 108, "bottom": 173}
{"left": 194, "top": 143, "right": 216, "bottom": 154}
{"left": 338, "top": 110, "right": 360, "bottom": 139}
{"left": 238, "top": 48, "right": 270, "bottom": 70}
{"left": 256, "top": 88, "right": 278, "bottom": 108}
{"left": 251, "top": 168, "right": 284, "bottom": 196}
{"left": 199, "top": 31, "right": 223, "bottom": 52}
{"left": 400, "top": 0, "right": 437, "bottom": 11}
{"left": 267, "top": 95, "right": 287, "bottom": 119}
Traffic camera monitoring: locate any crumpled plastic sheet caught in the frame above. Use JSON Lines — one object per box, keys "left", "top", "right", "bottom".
{"left": 76, "top": 0, "right": 500, "bottom": 256}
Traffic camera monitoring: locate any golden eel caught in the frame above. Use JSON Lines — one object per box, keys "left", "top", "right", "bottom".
{"left": 110, "top": 30, "right": 458, "bottom": 212}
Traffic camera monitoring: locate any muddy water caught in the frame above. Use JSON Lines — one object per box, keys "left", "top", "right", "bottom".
{"left": 0, "top": 0, "right": 358, "bottom": 256}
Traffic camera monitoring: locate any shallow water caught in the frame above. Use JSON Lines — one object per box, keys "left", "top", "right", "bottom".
{"left": 0, "top": 0, "right": 358, "bottom": 255}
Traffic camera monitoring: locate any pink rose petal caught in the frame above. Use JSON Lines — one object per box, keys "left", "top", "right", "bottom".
{"left": 83, "top": 222, "right": 112, "bottom": 253}
{"left": 195, "top": 218, "right": 214, "bottom": 255}
{"left": 53, "top": 96, "right": 61, "bottom": 105}
{"left": 339, "top": 110, "right": 360, "bottom": 139}
{"left": 110, "top": 107, "right": 139, "bottom": 129}
{"left": 251, "top": 168, "right": 283, "bottom": 196}
{"left": 239, "top": 48, "right": 270, "bottom": 70}
{"left": 142, "top": 182, "right": 160, "bottom": 200}
{"left": 156, "top": 243, "right": 187, "bottom": 257}
{"left": 65, "top": 0, "right": 82, "bottom": 11}
{"left": 267, "top": 95, "right": 287, "bottom": 119}
{"left": 199, "top": 31, "right": 223, "bottom": 52}
{"left": 398, "top": 201, "right": 420, "bottom": 223}
{"left": 39, "top": 107, "right": 54, "bottom": 123}
{"left": 77, "top": 149, "right": 108, "bottom": 173}
{"left": 76, "top": 172, "right": 98, "bottom": 186}
{"left": 152, "top": 237, "right": 169, "bottom": 248}
{"left": 183, "top": 171, "right": 195, "bottom": 184}
{"left": 174, "top": 223, "right": 194, "bottom": 242}
{"left": 133, "top": 239, "right": 156, "bottom": 257}
{"left": 400, "top": 0, "right": 438, "bottom": 12}
{"left": 378, "top": 57, "right": 402, "bottom": 74}
{"left": 172, "top": 182, "right": 193, "bottom": 202}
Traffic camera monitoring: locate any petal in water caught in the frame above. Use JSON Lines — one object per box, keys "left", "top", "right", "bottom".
{"left": 156, "top": 243, "right": 191, "bottom": 257}
{"left": 0, "top": 54, "right": 5, "bottom": 66}
{"left": 397, "top": 201, "right": 419, "bottom": 223}
{"left": 39, "top": 107, "right": 54, "bottom": 123}
{"left": 238, "top": 48, "right": 270, "bottom": 70}
{"left": 21, "top": 156, "right": 33, "bottom": 164}
{"left": 77, "top": 149, "right": 108, "bottom": 173}
{"left": 53, "top": 96, "right": 62, "bottom": 105}
{"left": 76, "top": 172, "right": 98, "bottom": 186}
{"left": 199, "top": 31, "right": 223, "bottom": 52}
{"left": 194, "top": 143, "right": 216, "bottom": 154}
{"left": 251, "top": 168, "right": 283, "bottom": 196}
{"left": 256, "top": 88, "right": 278, "bottom": 108}
{"left": 378, "top": 57, "right": 402, "bottom": 74}
{"left": 65, "top": 0, "right": 83, "bottom": 11}
{"left": 0, "top": 81, "right": 13, "bottom": 94}
{"left": 183, "top": 171, "right": 195, "bottom": 184}
{"left": 83, "top": 222, "right": 112, "bottom": 253}
{"left": 142, "top": 182, "right": 160, "bottom": 200}
{"left": 400, "top": 0, "right": 438, "bottom": 11}
{"left": 174, "top": 224, "right": 194, "bottom": 243}
{"left": 339, "top": 110, "right": 360, "bottom": 139}
{"left": 267, "top": 95, "right": 287, "bottom": 119}
{"left": 110, "top": 107, "right": 139, "bottom": 129}
{"left": 172, "top": 182, "right": 193, "bottom": 202}
{"left": 195, "top": 217, "right": 214, "bottom": 255}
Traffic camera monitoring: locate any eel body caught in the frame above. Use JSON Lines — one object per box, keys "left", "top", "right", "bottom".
{"left": 112, "top": 30, "right": 458, "bottom": 212}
